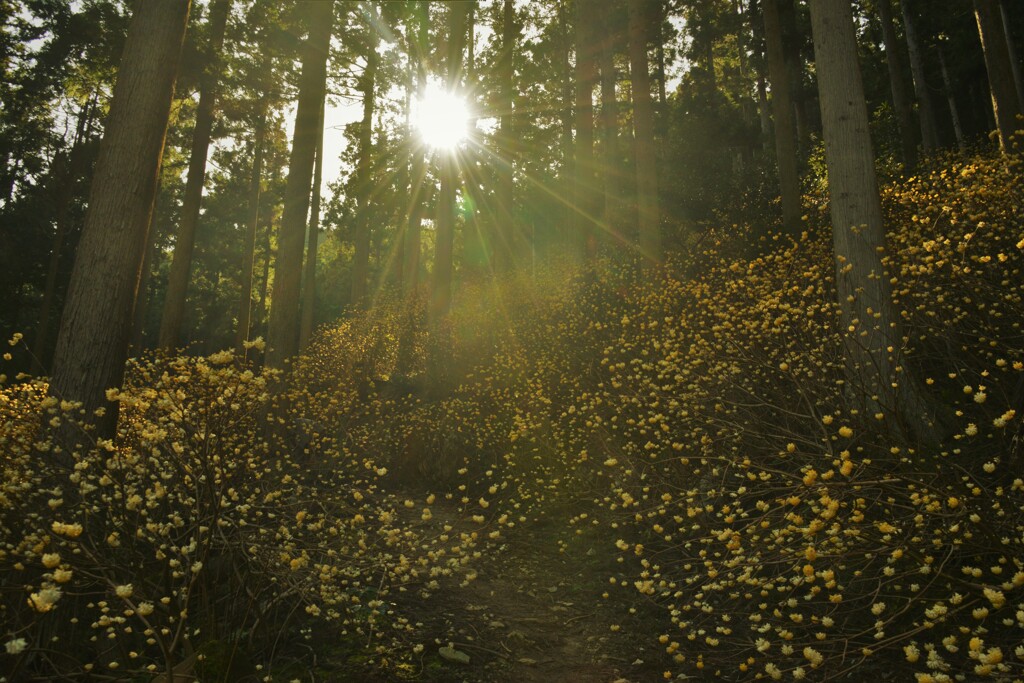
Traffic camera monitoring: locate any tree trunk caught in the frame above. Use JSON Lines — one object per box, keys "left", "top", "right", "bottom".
{"left": 876, "top": 0, "right": 920, "bottom": 168}
{"left": 158, "top": 0, "right": 232, "bottom": 349}
{"left": 628, "top": 0, "right": 661, "bottom": 264}
{"left": 300, "top": 97, "right": 325, "bottom": 348}
{"left": 34, "top": 97, "right": 95, "bottom": 373}
{"left": 266, "top": 0, "right": 334, "bottom": 369}
{"left": 975, "top": 0, "right": 1023, "bottom": 153}
{"left": 574, "top": 0, "right": 599, "bottom": 260}
{"left": 352, "top": 9, "right": 379, "bottom": 307}
{"left": 403, "top": 1, "right": 429, "bottom": 298}
{"left": 236, "top": 108, "right": 267, "bottom": 355}
{"left": 778, "top": 0, "right": 809, "bottom": 156}
{"left": 257, "top": 213, "right": 273, "bottom": 341}
{"left": 558, "top": 0, "right": 575, "bottom": 252}
{"left": 810, "top": 0, "right": 924, "bottom": 433}
{"left": 901, "top": 0, "right": 941, "bottom": 151}
{"left": 937, "top": 44, "right": 966, "bottom": 149}
{"left": 655, "top": 0, "right": 667, "bottom": 108}
{"left": 495, "top": 0, "right": 517, "bottom": 272}
{"left": 431, "top": 0, "right": 467, "bottom": 322}
{"left": 131, "top": 174, "right": 163, "bottom": 352}
{"left": 599, "top": 0, "right": 620, "bottom": 231}
{"left": 1000, "top": 0, "right": 1024, "bottom": 110}
{"left": 49, "top": 0, "right": 191, "bottom": 440}
{"left": 763, "top": 0, "right": 802, "bottom": 233}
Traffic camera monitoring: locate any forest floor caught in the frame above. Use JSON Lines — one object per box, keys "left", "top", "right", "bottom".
{"left": 317, "top": 500, "right": 669, "bottom": 683}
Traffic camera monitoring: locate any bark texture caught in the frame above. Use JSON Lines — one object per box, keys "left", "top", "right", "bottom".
{"left": 876, "top": 0, "right": 920, "bottom": 168}
{"left": 265, "top": 0, "right": 334, "bottom": 368}
{"left": 300, "top": 98, "right": 325, "bottom": 349}
{"left": 628, "top": 0, "right": 661, "bottom": 263}
{"left": 158, "top": 0, "right": 232, "bottom": 349}
{"left": 762, "top": 0, "right": 802, "bottom": 233}
{"left": 810, "top": 0, "right": 919, "bottom": 430}
{"left": 573, "top": 0, "right": 599, "bottom": 260}
{"left": 495, "top": 0, "right": 517, "bottom": 271}
{"left": 236, "top": 108, "right": 266, "bottom": 354}
{"left": 901, "top": 0, "right": 940, "bottom": 150}
{"left": 351, "top": 7, "right": 379, "bottom": 307}
{"left": 403, "top": 1, "right": 429, "bottom": 298}
{"left": 599, "top": 0, "right": 620, "bottom": 232}
{"left": 431, "top": 0, "right": 467, "bottom": 321}
{"left": 49, "top": 0, "right": 192, "bottom": 438}
{"left": 975, "top": 0, "right": 1023, "bottom": 153}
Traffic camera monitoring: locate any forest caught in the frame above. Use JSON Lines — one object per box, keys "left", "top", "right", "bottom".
{"left": 1, "top": 0, "right": 1023, "bottom": 680}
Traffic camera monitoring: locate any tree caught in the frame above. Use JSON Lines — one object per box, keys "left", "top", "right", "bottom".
{"left": 494, "top": 0, "right": 518, "bottom": 271}
{"left": 158, "top": 0, "right": 233, "bottom": 349}
{"left": 762, "top": 0, "right": 802, "bottom": 232}
{"left": 574, "top": 0, "right": 599, "bottom": 260}
{"left": 974, "top": 0, "right": 1023, "bottom": 153}
{"left": 431, "top": 0, "right": 468, "bottom": 321}
{"left": 809, "top": 0, "right": 925, "bottom": 433}
{"left": 265, "top": 0, "right": 334, "bottom": 369}
{"left": 900, "top": 0, "right": 940, "bottom": 151}
{"left": 351, "top": 3, "right": 380, "bottom": 307}
{"left": 300, "top": 97, "right": 325, "bottom": 349}
{"left": 237, "top": 106, "right": 267, "bottom": 354}
{"left": 628, "top": 0, "right": 661, "bottom": 262}
{"left": 49, "top": 0, "right": 192, "bottom": 439}
{"left": 598, "top": 0, "right": 620, "bottom": 231}
{"left": 876, "top": 0, "right": 921, "bottom": 168}
{"left": 403, "top": 0, "right": 429, "bottom": 298}
{"left": 32, "top": 94, "right": 98, "bottom": 372}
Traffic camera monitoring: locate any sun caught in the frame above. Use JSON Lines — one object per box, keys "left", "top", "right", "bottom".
{"left": 414, "top": 84, "right": 470, "bottom": 150}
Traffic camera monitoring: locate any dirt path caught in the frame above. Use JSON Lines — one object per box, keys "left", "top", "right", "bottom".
{"left": 420, "top": 510, "right": 664, "bottom": 683}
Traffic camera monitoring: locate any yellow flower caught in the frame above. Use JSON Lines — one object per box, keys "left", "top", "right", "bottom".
{"left": 28, "top": 586, "right": 62, "bottom": 612}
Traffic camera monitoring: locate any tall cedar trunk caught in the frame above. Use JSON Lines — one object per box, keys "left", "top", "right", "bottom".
{"left": 236, "top": 107, "right": 266, "bottom": 354}
{"left": 34, "top": 98, "right": 94, "bottom": 372}
{"left": 574, "top": 0, "right": 598, "bottom": 260}
{"left": 431, "top": 1, "right": 467, "bottom": 321}
{"left": 655, "top": 0, "right": 667, "bottom": 108}
{"left": 49, "top": 0, "right": 191, "bottom": 440}
{"left": 1001, "top": 0, "right": 1024, "bottom": 109}
{"left": 975, "top": 0, "right": 1023, "bottom": 153}
{"left": 265, "top": 0, "right": 333, "bottom": 368}
{"left": 937, "top": 44, "right": 966, "bottom": 149}
{"left": 403, "top": 1, "right": 429, "bottom": 298}
{"left": 901, "top": 0, "right": 940, "bottom": 151}
{"left": 158, "top": 0, "right": 232, "bottom": 349}
{"left": 778, "top": 0, "right": 808, "bottom": 155}
{"left": 749, "top": 0, "right": 773, "bottom": 154}
{"left": 131, "top": 175, "right": 163, "bottom": 350}
{"left": 810, "top": 0, "right": 922, "bottom": 432}
{"left": 558, "top": 0, "right": 575, "bottom": 251}
{"left": 599, "top": 0, "right": 619, "bottom": 230}
{"left": 876, "top": 0, "right": 920, "bottom": 168}
{"left": 628, "top": 0, "right": 660, "bottom": 263}
{"left": 763, "top": 0, "right": 802, "bottom": 233}
{"left": 495, "top": 0, "right": 516, "bottom": 272}
{"left": 352, "top": 10, "right": 379, "bottom": 307}
{"left": 257, "top": 213, "right": 273, "bottom": 339}
{"left": 300, "top": 97, "right": 325, "bottom": 348}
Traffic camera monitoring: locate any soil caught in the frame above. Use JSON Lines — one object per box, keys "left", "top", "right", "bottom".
{"left": 315, "top": 502, "right": 668, "bottom": 683}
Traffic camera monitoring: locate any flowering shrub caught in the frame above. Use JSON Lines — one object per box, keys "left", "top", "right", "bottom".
{"left": 2, "top": 147, "right": 1022, "bottom": 681}
{"left": 0, "top": 343, "right": 499, "bottom": 680}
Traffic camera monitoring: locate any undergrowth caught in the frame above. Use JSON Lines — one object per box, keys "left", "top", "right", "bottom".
{"left": 2, "top": 147, "right": 1023, "bottom": 681}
